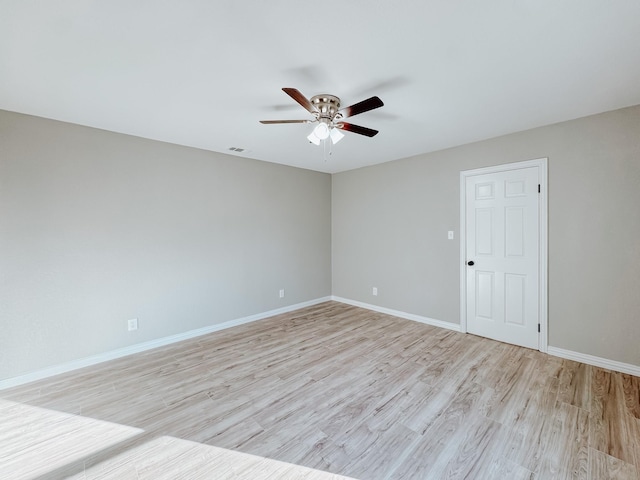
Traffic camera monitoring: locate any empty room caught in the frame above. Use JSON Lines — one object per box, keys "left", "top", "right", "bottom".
{"left": 1, "top": 2, "right": 640, "bottom": 479}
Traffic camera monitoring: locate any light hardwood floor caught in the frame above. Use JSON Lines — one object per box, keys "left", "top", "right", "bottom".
{"left": 1, "top": 301, "right": 639, "bottom": 479}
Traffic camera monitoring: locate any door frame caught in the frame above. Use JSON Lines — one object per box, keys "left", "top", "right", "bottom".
{"left": 459, "top": 158, "right": 548, "bottom": 352}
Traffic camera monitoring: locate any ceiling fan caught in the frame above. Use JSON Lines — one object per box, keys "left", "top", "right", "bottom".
{"left": 260, "top": 88, "right": 384, "bottom": 145}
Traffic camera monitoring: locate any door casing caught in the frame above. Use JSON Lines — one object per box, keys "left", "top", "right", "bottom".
{"left": 459, "top": 158, "right": 548, "bottom": 352}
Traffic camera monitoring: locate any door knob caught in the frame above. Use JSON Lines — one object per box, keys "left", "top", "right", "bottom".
{"left": 467, "top": 261, "right": 475, "bottom": 266}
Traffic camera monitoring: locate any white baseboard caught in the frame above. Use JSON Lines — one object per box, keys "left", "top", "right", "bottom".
{"left": 333, "top": 297, "right": 639, "bottom": 377}
{"left": 0, "top": 296, "right": 332, "bottom": 391}
{"left": 331, "top": 296, "right": 461, "bottom": 332}
{"left": 6, "top": 297, "right": 635, "bottom": 391}
{"left": 547, "top": 346, "right": 640, "bottom": 377}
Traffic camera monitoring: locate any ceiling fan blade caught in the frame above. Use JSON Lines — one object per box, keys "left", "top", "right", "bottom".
{"left": 282, "top": 88, "right": 318, "bottom": 114}
{"left": 340, "top": 96, "right": 384, "bottom": 118}
{"left": 259, "top": 119, "right": 312, "bottom": 124}
{"left": 337, "top": 122, "right": 379, "bottom": 137}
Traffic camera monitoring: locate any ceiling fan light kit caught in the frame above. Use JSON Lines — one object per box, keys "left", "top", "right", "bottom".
{"left": 307, "top": 131, "right": 321, "bottom": 145}
{"left": 329, "top": 126, "right": 344, "bottom": 144}
{"left": 260, "top": 88, "right": 384, "bottom": 148}
{"left": 313, "top": 121, "right": 330, "bottom": 140}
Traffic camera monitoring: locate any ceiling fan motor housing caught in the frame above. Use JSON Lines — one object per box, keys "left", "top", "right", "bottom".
{"left": 311, "top": 94, "right": 341, "bottom": 121}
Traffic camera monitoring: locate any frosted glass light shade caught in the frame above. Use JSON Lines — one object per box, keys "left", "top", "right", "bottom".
{"left": 313, "top": 122, "right": 330, "bottom": 140}
{"left": 307, "top": 132, "right": 321, "bottom": 145}
{"left": 330, "top": 127, "right": 344, "bottom": 144}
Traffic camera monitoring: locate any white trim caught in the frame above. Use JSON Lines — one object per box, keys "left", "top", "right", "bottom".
{"left": 459, "top": 158, "right": 548, "bottom": 352}
{"left": 331, "top": 296, "right": 461, "bottom": 332}
{"left": 548, "top": 346, "right": 640, "bottom": 377}
{"left": 538, "top": 160, "right": 548, "bottom": 353}
{"left": 459, "top": 172, "right": 467, "bottom": 333}
{"left": 332, "top": 297, "right": 639, "bottom": 377}
{"left": 0, "top": 296, "right": 332, "bottom": 391}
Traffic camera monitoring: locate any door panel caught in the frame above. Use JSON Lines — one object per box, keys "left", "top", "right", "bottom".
{"left": 466, "top": 166, "right": 539, "bottom": 349}
{"left": 505, "top": 207, "right": 525, "bottom": 256}
{"left": 476, "top": 271, "right": 495, "bottom": 319}
{"left": 505, "top": 273, "right": 525, "bottom": 325}
{"left": 475, "top": 208, "right": 494, "bottom": 255}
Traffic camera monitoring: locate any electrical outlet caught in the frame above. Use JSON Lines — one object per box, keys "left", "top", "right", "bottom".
{"left": 448, "top": 231, "right": 454, "bottom": 240}
{"left": 127, "top": 318, "right": 138, "bottom": 331}
{"left": 279, "top": 289, "right": 285, "bottom": 298}
{"left": 372, "top": 287, "right": 378, "bottom": 296}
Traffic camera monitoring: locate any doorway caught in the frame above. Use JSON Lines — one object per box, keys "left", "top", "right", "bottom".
{"left": 459, "top": 158, "right": 548, "bottom": 351}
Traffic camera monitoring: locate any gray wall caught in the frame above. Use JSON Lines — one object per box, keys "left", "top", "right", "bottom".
{"left": 0, "top": 110, "right": 331, "bottom": 381}
{"left": 3, "top": 104, "right": 639, "bottom": 381}
{"left": 333, "top": 105, "right": 640, "bottom": 366}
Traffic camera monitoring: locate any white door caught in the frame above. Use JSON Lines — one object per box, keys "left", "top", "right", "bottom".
{"left": 464, "top": 165, "right": 540, "bottom": 349}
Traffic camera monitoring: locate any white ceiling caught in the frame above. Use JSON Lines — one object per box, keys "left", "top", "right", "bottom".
{"left": 1, "top": 1, "right": 639, "bottom": 174}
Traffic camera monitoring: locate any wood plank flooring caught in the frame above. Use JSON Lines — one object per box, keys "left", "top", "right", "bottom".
{"left": 1, "top": 301, "right": 639, "bottom": 479}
